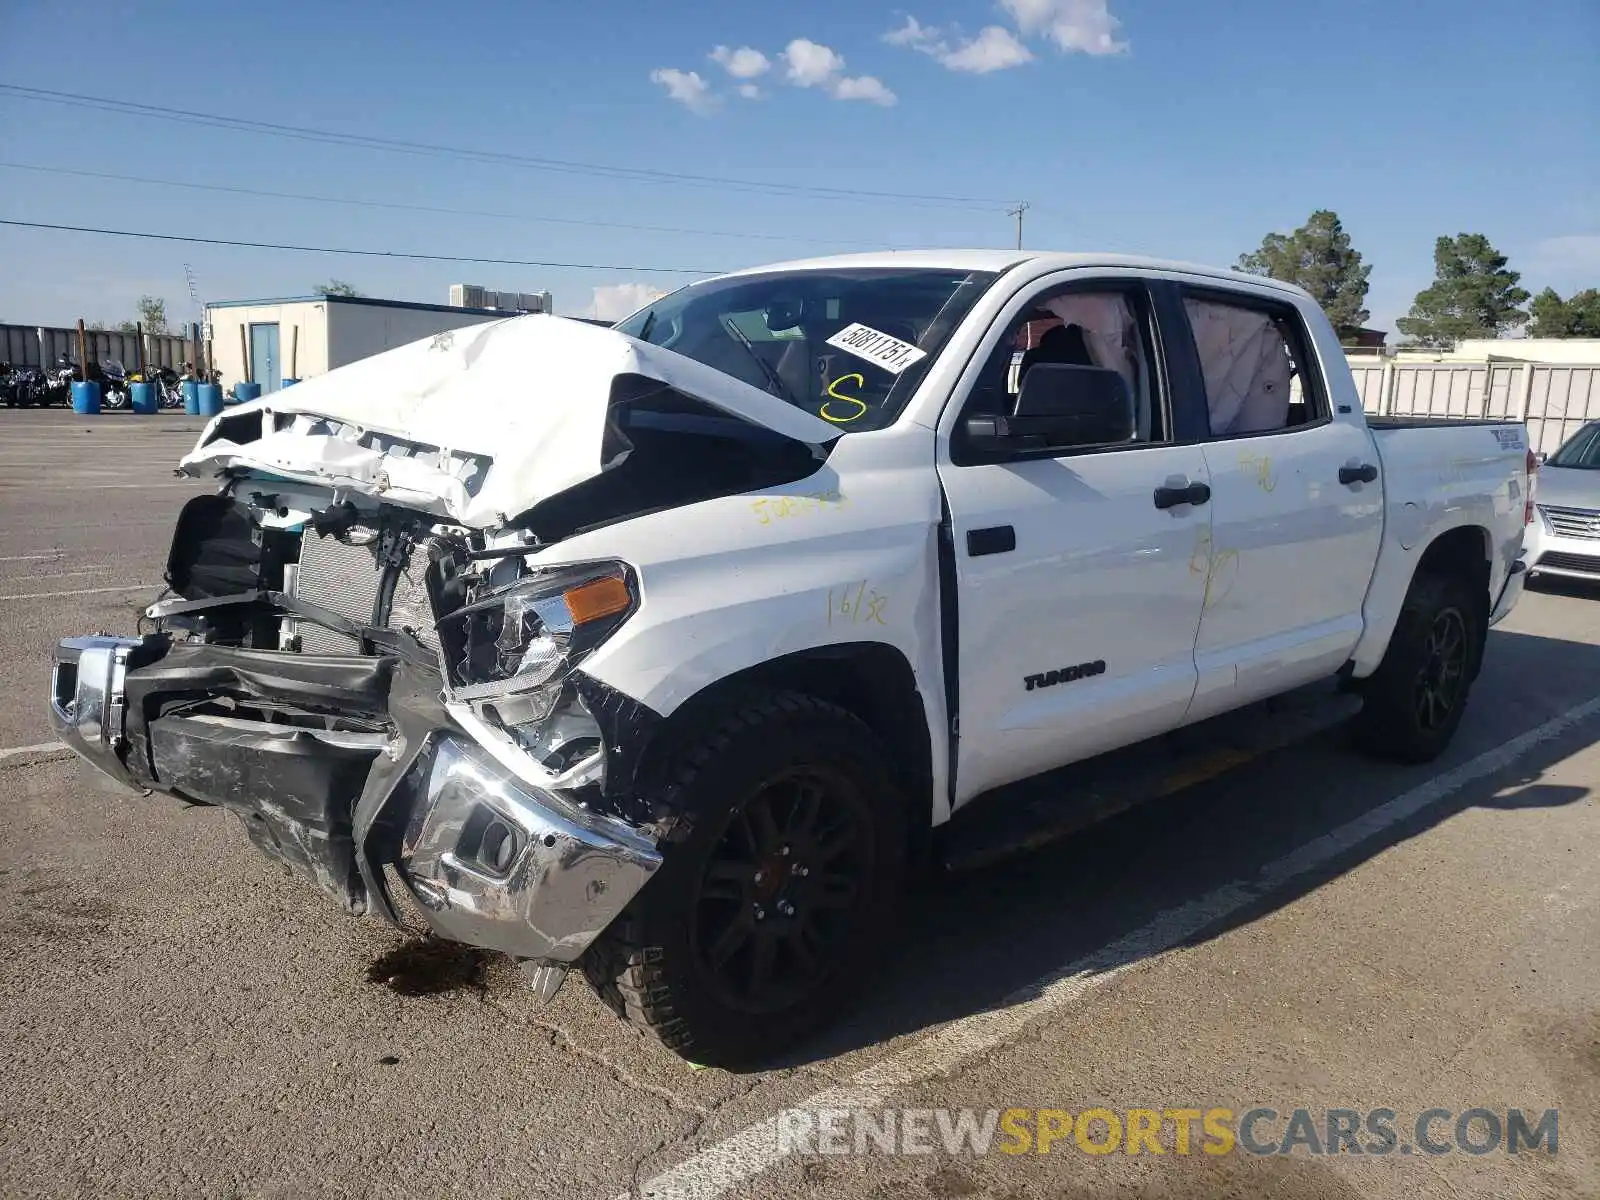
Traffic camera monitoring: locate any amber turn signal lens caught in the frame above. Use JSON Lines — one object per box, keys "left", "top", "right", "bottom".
{"left": 564, "top": 576, "right": 632, "bottom": 625}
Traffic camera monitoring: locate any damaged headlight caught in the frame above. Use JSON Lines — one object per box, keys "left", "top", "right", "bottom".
{"left": 438, "top": 560, "right": 636, "bottom": 732}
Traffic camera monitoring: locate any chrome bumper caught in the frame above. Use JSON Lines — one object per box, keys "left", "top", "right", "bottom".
{"left": 398, "top": 737, "right": 662, "bottom": 963}
{"left": 49, "top": 634, "right": 145, "bottom": 790}
{"left": 49, "top": 635, "right": 661, "bottom": 967}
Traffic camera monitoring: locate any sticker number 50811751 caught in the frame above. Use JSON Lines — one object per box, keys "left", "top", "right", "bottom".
{"left": 825, "top": 323, "right": 928, "bottom": 375}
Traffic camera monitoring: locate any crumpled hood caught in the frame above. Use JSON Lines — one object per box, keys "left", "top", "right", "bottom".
{"left": 181, "top": 314, "right": 837, "bottom": 526}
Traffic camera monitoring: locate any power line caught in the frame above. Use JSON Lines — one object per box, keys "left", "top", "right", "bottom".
{"left": 0, "top": 218, "right": 723, "bottom": 274}
{"left": 0, "top": 161, "right": 899, "bottom": 249}
{"left": 0, "top": 84, "right": 1011, "bottom": 213}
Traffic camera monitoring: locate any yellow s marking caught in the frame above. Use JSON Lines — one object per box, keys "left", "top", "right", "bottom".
{"left": 821, "top": 374, "right": 869, "bottom": 424}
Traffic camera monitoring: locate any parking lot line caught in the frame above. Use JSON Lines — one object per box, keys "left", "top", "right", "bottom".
{"left": 624, "top": 692, "right": 1600, "bottom": 1200}
{"left": 0, "top": 554, "right": 66, "bottom": 562}
{"left": 0, "top": 742, "right": 65, "bottom": 762}
{"left": 0, "top": 583, "right": 156, "bottom": 601}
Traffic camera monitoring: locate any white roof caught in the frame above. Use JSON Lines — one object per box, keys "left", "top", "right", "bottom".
{"left": 719, "top": 249, "right": 1307, "bottom": 300}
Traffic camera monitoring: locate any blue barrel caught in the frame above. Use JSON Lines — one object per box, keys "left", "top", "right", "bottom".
{"left": 233, "top": 381, "right": 262, "bottom": 405}
{"left": 197, "top": 383, "right": 224, "bottom": 417}
{"left": 280, "top": 377, "right": 300, "bottom": 388}
{"left": 183, "top": 380, "right": 201, "bottom": 415}
{"left": 130, "top": 382, "right": 157, "bottom": 414}
{"left": 71, "top": 381, "right": 101, "bottom": 414}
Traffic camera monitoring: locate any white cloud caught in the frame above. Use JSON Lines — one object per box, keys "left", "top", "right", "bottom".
{"left": 710, "top": 44, "right": 771, "bottom": 79}
{"left": 1000, "top": 0, "right": 1127, "bottom": 54}
{"left": 649, "top": 68, "right": 718, "bottom": 114}
{"left": 783, "top": 38, "right": 846, "bottom": 88}
{"left": 884, "top": 15, "right": 944, "bottom": 52}
{"left": 831, "top": 75, "right": 898, "bottom": 105}
{"left": 883, "top": 15, "right": 1034, "bottom": 73}
{"left": 588, "top": 283, "right": 667, "bottom": 323}
{"left": 940, "top": 26, "right": 1034, "bottom": 72}
{"left": 737, "top": 82, "right": 764, "bottom": 99}
{"left": 781, "top": 38, "right": 898, "bottom": 104}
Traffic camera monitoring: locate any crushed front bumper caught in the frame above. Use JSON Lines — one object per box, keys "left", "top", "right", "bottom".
{"left": 48, "top": 635, "right": 661, "bottom": 965}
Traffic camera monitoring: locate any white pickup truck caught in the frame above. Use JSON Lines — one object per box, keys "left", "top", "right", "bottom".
{"left": 50, "top": 251, "right": 1532, "bottom": 1065}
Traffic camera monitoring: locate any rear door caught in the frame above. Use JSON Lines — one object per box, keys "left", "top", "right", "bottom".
{"left": 936, "top": 273, "right": 1213, "bottom": 808}
{"left": 1170, "top": 286, "right": 1384, "bottom": 721}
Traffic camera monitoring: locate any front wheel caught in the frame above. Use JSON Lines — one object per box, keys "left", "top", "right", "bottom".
{"left": 1352, "top": 570, "right": 1480, "bottom": 763}
{"left": 583, "top": 691, "right": 906, "bottom": 1067}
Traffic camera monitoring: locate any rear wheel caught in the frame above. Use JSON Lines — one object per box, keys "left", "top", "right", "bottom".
{"left": 1352, "top": 570, "right": 1479, "bottom": 763}
{"left": 582, "top": 691, "right": 906, "bottom": 1066}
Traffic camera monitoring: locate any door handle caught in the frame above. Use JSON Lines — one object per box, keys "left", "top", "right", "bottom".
{"left": 967, "top": 525, "right": 1016, "bottom": 557}
{"left": 1339, "top": 463, "right": 1379, "bottom": 485}
{"left": 1153, "top": 481, "right": 1211, "bottom": 510}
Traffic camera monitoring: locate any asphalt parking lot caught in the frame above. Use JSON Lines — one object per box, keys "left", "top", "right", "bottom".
{"left": 0, "top": 407, "right": 1596, "bottom": 1200}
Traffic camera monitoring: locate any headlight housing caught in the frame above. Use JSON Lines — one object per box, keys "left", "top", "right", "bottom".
{"left": 437, "top": 559, "right": 637, "bottom": 729}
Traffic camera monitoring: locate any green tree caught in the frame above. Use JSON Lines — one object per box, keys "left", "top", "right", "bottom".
{"left": 315, "top": 280, "right": 362, "bottom": 297}
{"left": 1237, "top": 209, "right": 1372, "bottom": 338}
{"left": 1395, "top": 234, "right": 1530, "bottom": 348}
{"left": 117, "top": 295, "right": 168, "bottom": 334}
{"left": 1527, "top": 287, "right": 1600, "bottom": 338}
{"left": 136, "top": 295, "right": 168, "bottom": 334}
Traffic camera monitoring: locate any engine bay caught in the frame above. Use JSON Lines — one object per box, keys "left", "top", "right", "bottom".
{"left": 154, "top": 484, "right": 612, "bottom": 785}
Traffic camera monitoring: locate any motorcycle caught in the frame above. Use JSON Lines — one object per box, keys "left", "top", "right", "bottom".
{"left": 42, "top": 354, "right": 79, "bottom": 407}
{"left": 99, "top": 358, "right": 131, "bottom": 409}
{"left": 128, "top": 364, "right": 183, "bottom": 409}
{"left": 6, "top": 364, "right": 46, "bottom": 407}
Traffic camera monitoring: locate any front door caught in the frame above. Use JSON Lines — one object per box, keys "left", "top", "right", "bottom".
{"left": 937, "top": 277, "right": 1212, "bottom": 808}
{"left": 249, "top": 323, "right": 281, "bottom": 392}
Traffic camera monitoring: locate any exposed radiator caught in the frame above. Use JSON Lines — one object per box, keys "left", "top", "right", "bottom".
{"left": 387, "top": 553, "right": 439, "bottom": 651}
{"left": 284, "top": 525, "right": 438, "bottom": 655}
{"left": 286, "top": 527, "right": 382, "bottom": 654}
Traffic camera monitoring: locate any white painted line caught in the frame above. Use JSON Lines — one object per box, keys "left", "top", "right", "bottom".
{"left": 0, "top": 742, "right": 66, "bottom": 762}
{"left": 0, "top": 482, "right": 203, "bottom": 491}
{"left": 0, "top": 584, "right": 154, "bottom": 601}
{"left": 0, "top": 553, "right": 66, "bottom": 562}
{"left": 625, "top": 695, "right": 1600, "bottom": 1200}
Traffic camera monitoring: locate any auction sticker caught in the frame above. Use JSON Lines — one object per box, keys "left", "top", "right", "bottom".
{"left": 825, "top": 323, "right": 928, "bottom": 375}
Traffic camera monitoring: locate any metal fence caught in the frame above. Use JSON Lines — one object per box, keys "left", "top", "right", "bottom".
{"left": 1, "top": 323, "right": 193, "bottom": 372}
{"left": 1351, "top": 358, "right": 1600, "bottom": 455}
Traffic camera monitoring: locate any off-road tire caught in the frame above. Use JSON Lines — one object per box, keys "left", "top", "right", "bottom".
{"left": 1352, "top": 570, "right": 1480, "bottom": 764}
{"left": 581, "top": 690, "right": 906, "bottom": 1067}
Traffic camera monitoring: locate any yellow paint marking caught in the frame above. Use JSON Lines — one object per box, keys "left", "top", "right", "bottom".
{"left": 820, "top": 373, "right": 869, "bottom": 424}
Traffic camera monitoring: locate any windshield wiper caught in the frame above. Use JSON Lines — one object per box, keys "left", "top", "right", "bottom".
{"left": 722, "top": 317, "right": 799, "bottom": 407}
{"left": 637, "top": 309, "right": 656, "bottom": 340}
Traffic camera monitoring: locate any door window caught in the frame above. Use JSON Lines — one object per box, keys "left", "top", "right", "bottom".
{"left": 1180, "top": 295, "right": 1328, "bottom": 438}
{"left": 954, "top": 286, "right": 1167, "bottom": 459}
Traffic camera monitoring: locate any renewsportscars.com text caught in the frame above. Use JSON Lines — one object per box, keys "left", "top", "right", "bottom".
{"left": 776, "top": 1106, "right": 1559, "bottom": 1158}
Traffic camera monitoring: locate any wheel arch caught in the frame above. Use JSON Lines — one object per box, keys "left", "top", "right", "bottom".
{"left": 1413, "top": 525, "right": 1492, "bottom": 677}
{"left": 1351, "top": 519, "right": 1495, "bottom": 680}
{"left": 635, "top": 642, "right": 936, "bottom": 869}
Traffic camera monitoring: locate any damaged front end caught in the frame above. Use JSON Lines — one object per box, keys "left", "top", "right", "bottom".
{"left": 48, "top": 483, "right": 662, "bottom": 992}
{"left": 47, "top": 314, "right": 844, "bottom": 996}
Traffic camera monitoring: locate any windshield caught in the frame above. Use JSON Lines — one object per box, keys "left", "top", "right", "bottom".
{"left": 1548, "top": 422, "right": 1600, "bottom": 469}
{"left": 615, "top": 267, "right": 999, "bottom": 433}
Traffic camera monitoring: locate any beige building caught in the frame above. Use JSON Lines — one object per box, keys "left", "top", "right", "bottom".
{"left": 203, "top": 293, "right": 544, "bottom": 395}
{"left": 1369, "top": 338, "right": 1600, "bottom": 364}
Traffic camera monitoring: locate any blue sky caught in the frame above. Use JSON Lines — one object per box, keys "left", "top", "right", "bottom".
{"left": 1, "top": 0, "right": 1595, "bottom": 333}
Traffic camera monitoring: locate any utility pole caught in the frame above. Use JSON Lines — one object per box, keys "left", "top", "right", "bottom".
{"left": 1007, "top": 201, "right": 1030, "bottom": 251}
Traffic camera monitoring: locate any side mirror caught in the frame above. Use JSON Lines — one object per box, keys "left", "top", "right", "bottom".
{"left": 965, "top": 364, "right": 1134, "bottom": 453}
